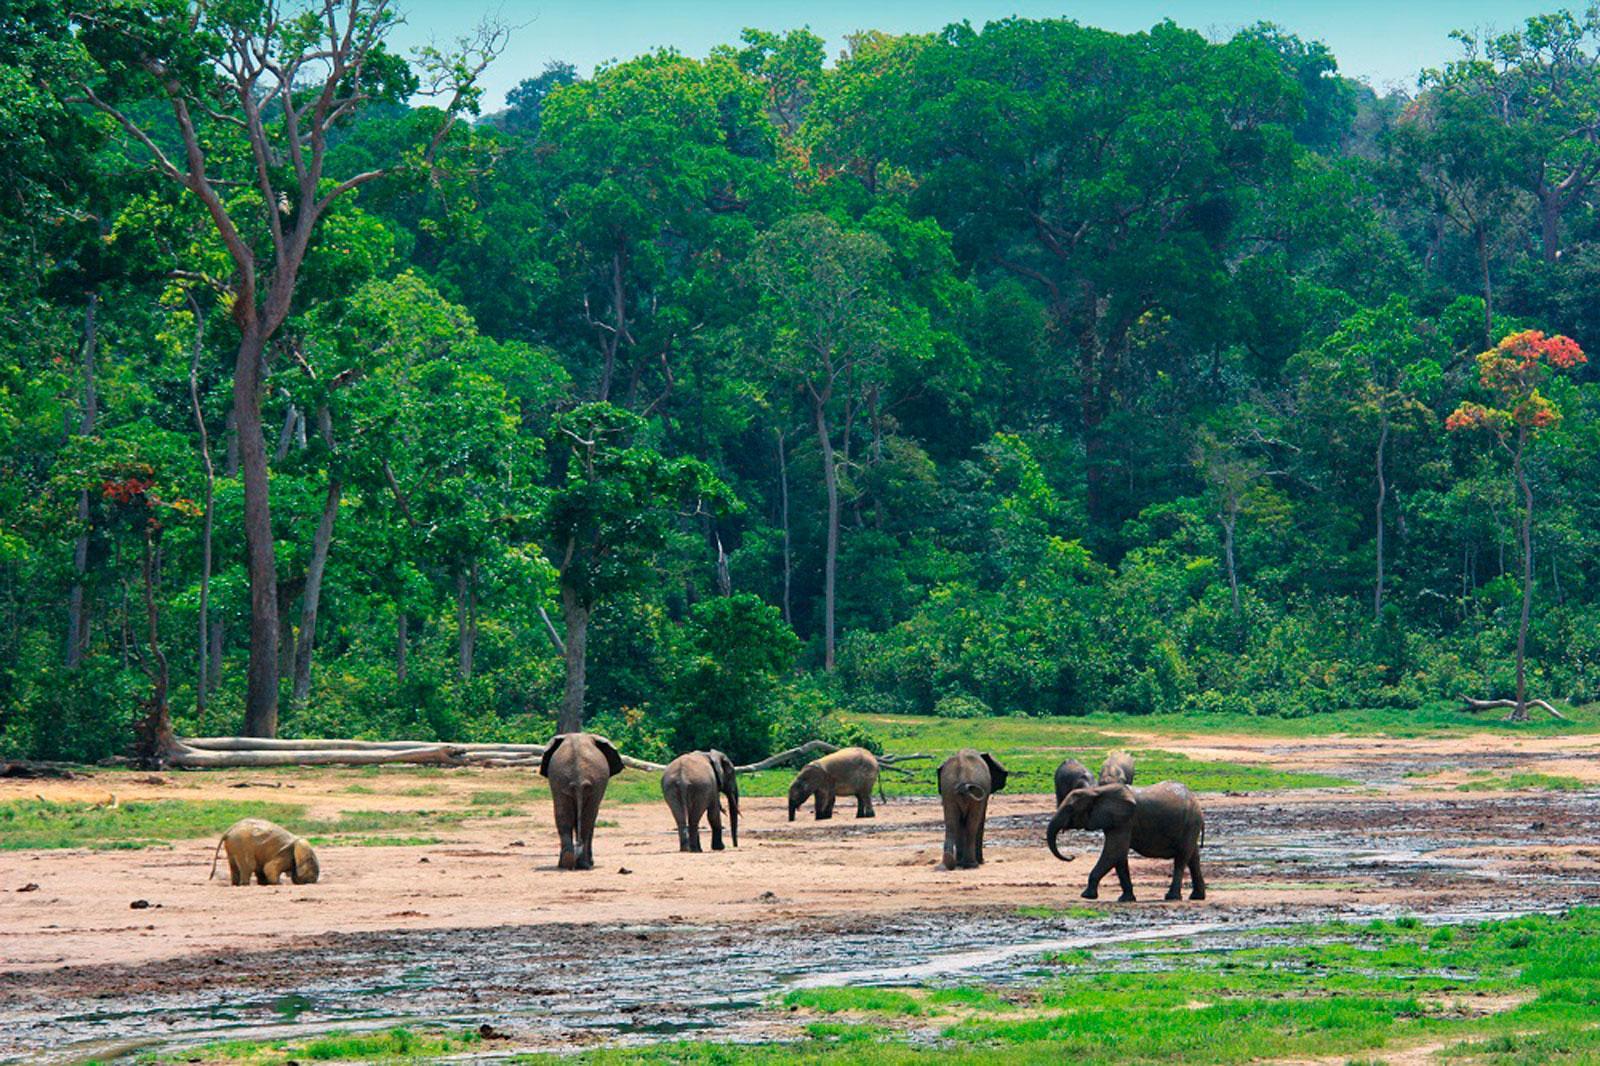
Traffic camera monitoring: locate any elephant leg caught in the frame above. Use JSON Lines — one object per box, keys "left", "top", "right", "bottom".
{"left": 554, "top": 791, "right": 578, "bottom": 870}
{"left": 973, "top": 802, "right": 988, "bottom": 867}
{"left": 815, "top": 790, "right": 834, "bottom": 820}
{"left": 686, "top": 795, "right": 704, "bottom": 853}
{"left": 942, "top": 822, "right": 959, "bottom": 870}
{"left": 857, "top": 791, "right": 875, "bottom": 818}
{"left": 577, "top": 786, "right": 599, "bottom": 871}
{"left": 1166, "top": 856, "right": 1185, "bottom": 901}
{"left": 228, "top": 854, "right": 245, "bottom": 887}
{"left": 667, "top": 793, "right": 691, "bottom": 853}
{"left": 1114, "top": 857, "right": 1135, "bottom": 902}
{"left": 1082, "top": 845, "right": 1117, "bottom": 899}
{"left": 707, "top": 799, "right": 725, "bottom": 851}
{"left": 1188, "top": 851, "right": 1207, "bottom": 901}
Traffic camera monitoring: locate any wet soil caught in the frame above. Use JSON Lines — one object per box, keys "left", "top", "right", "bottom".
{"left": 4, "top": 732, "right": 1600, "bottom": 1061}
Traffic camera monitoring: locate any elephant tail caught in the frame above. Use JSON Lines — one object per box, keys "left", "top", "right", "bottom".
{"left": 957, "top": 782, "right": 987, "bottom": 801}
{"left": 208, "top": 836, "right": 226, "bottom": 880}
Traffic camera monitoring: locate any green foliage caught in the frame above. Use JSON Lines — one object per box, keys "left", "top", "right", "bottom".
{"left": 5, "top": 8, "right": 1600, "bottom": 764}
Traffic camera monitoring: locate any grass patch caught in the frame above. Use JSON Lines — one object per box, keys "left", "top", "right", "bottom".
{"left": 556, "top": 909, "right": 1600, "bottom": 1064}
{"left": 144, "top": 1026, "right": 481, "bottom": 1063}
{"left": 1454, "top": 772, "right": 1588, "bottom": 792}
{"left": 0, "top": 799, "right": 472, "bottom": 850}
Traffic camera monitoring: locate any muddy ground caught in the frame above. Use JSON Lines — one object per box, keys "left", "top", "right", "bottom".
{"left": 4, "top": 730, "right": 1600, "bottom": 1061}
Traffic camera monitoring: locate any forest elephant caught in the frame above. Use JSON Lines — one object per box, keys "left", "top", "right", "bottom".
{"left": 1054, "top": 758, "right": 1093, "bottom": 805}
{"left": 1047, "top": 781, "right": 1206, "bottom": 902}
{"left": 787, "top": 746, "right": 881, "bottom": 821}
{"left": 661, "top": 749, "right": 740, "bottom": 852}
{"left": 209, "top": 818, "right": 320, "bottom": 886}
{"left": 938, "top": 749, "right": 1008, "bottom": 869}
{"left": 1099, "top": 750, "right": 1135, "bottom": 786}
{"left": 539, "top": 733, "right": 625, "bottom": 870}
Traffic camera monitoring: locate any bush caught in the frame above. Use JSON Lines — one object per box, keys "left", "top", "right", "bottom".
{"left": 933, "top": 693, "right": 990, "bottom": 719}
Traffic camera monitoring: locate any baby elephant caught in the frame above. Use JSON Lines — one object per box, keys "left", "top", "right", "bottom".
{"left": 938, "top": 749, "right": 1008, "bottom": 869}
{"left": 1047, "top": 781, "right": 1206, "bottom": 902}
{"left": 1099, "top": 750, "right": 1135, "bottom": 786}
{"left": 788, "top": 746, "right": 881, "bottom": 821}
{"left": 1054, "top": 758, "right": 1093, "bottom": 805}
{"left": 540, "top": 732, "right": 625, "bottom": 870}
{"left": 661, "top": 749, "right": 740, "bottom": 852}
{"left": 210, "top": 818, "right": 320, "bottom": 886}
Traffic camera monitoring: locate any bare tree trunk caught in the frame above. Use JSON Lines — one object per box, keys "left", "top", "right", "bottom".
{"left": 456, "top": 565, "right": 476, "bottom": 680}
{"left": 236, "top": 328, "right": 281, "bottom": 738}
{"left": 291, "top": 410, "right": 340, "bottom": 707}
{"left": 558, "top": 583, "right": 589, "bottom": 733}
{"left": 813, "top": 397, "right": 839, "bottom": 671}
{"left": 1221, "top": 511, "right": 1240, "bottom": 616}
{"left": 1374, "top": 417, "right": 1389, "bottom": 619}
{"left": 187, "top": 296, "right": 214, "bottom": 720}
{"left": 134, "top": 529, "right": 175, "bottom": 768}
{"left": 395, "top": 611, "right": 408, "bottom": 682}
{"left": 1539, "top": 189, "right": 1562, "bottom": 264}
{"left": 66, "top": 292, "right": 99, "bottom": 668}
{"left": 1512, "top": 430, "right": 1533, "bottom": 722}
{"left": 1476, "top": 224, "right": 1494, "bottom": 348}
{"left": 777, "top": 428, "right": 792, "bottom": 627}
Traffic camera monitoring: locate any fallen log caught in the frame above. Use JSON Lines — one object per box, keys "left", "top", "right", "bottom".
{"left": 165, "top": 745, "right": 475, "bottom": 768}
{"left": 1461, "top": 697, "right": 1567, "bottom": 720}
{"left": 164, "top": 736, "right": 931, "bottom": 774}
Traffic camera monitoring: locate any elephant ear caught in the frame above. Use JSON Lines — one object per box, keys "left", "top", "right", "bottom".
{"left": 592, "top": 735, "right": 625, "bottom": 777}
{"left": 711, "top": 751, "right": 738, "bottom": 800}
{"left": 538, "top": 734, "right": 568, "bottom": 778}
{"left": 981, "top": 753, "right": 1009, "bottom": 792}
{"left": 1086, "top": 783, "right": 1137, "bottom": 831}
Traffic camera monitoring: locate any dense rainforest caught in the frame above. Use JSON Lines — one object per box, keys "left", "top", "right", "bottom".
{"left": 5, "top": 2, "right": 1600, "bottom": 765}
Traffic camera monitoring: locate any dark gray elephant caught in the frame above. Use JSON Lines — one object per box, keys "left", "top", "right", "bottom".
{"left": 787, "top": 746, "right": 881, "bottom": 821}
{"left": 1054, "top": 758, "right": 1093, "bottom": 805}
{"left": 1047, "top": 781, "right": 1206, "bottom": 902}
{"left": 539, "top": 733, "right": 625, "bottom": 870}
{"left": 661, "top": 749, "right": 740, "bottom": 852}
{"left": 937, "top": 749, "right": 1008, "bottom": 870}
{"left": 1099, "top": 750, "right": 1135, "bottom": 786}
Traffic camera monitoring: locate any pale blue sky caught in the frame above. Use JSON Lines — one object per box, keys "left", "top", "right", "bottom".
{"left": 387, "top": 1, "right": 1574, "bottom": 109}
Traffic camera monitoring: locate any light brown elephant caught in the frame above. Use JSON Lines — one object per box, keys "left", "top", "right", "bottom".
{"left": 787, "top": 746, "right": 881, "bottom": 821}
{"left": 209, "top": 818, "right": 320, "bottom": 886}
{"left": 1047, "top": 781, "right": 1206, "bottom": 902}
{"left": 937, "top": 748, "right": 1008, "bottom": 870}
{"left": 661, "top": 749, "right": 740, "bottom": 852}
{"left": 1099, "top": 750, "right": 1135, "bottom": 786}
{"left": 539, "top": 733, "right": 625, "bottom": 870}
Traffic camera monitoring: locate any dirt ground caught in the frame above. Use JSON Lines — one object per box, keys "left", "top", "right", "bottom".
{"left": 4, "top": 729, "right": 1600, "bottom": 1060}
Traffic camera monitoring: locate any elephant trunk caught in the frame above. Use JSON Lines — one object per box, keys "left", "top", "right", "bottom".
{"left": 1047, "top": 805, "right": 1073, "bottom": 863}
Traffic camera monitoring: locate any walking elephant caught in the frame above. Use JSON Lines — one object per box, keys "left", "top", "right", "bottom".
{"left": 938, "top": 749, "right": 1008, "bottom": 869}
{"left": 1047, "top": 781, "right": 1206, "bottom": 902}
{"left": 209, "top": 818, "right": 320, "bottom": 886}
{"left": 787, "top": 746, "right": 881, "bottom": 821}
{"left": 539, "top": 733, "right": 625, "bottom": 870}
{"left": 661, "top": 749, "right": 740, "bottom": 852}
{"left": 1054, "top": 758, "right": 1093, "bottom": 805}
{"left": 1099, "top": 750, "right": 1135, "bottom": 786}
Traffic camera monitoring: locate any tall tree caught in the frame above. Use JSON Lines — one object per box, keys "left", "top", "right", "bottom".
{"left": 1447, "top": 329, "right": 1586, "bottom": 719}
{"left": 63, "top": 0, "right": 503, "bottom": 735}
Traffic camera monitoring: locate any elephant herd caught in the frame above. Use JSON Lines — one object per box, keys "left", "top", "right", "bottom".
{"left": 210, "top": 734, "right": 1207, "bottom": 903}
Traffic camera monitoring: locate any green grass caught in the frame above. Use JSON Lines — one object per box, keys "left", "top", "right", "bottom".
{"left": 141, "top": 1026, "right": 482, "bottom": 1063}
{"left": 549, "top": 909, "right": 1600, "bottom": 1064}
{"left": 847, "top": 714, "right": 1355, "bottom": 794}
{"left": 0, "top": 799, "right": 476, "bottom": 850}
{"left": 1454, "top": 771, "right": 1588, "bottom": 792}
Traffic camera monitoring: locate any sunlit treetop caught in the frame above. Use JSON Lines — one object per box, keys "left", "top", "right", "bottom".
{"left": 1446, "top": 330, "right": 1587, "bottom": 437}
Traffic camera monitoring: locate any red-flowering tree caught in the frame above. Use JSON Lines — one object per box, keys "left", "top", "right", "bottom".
{"left": 1446, "top": 330, "right": 1587, "bottom": 720}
